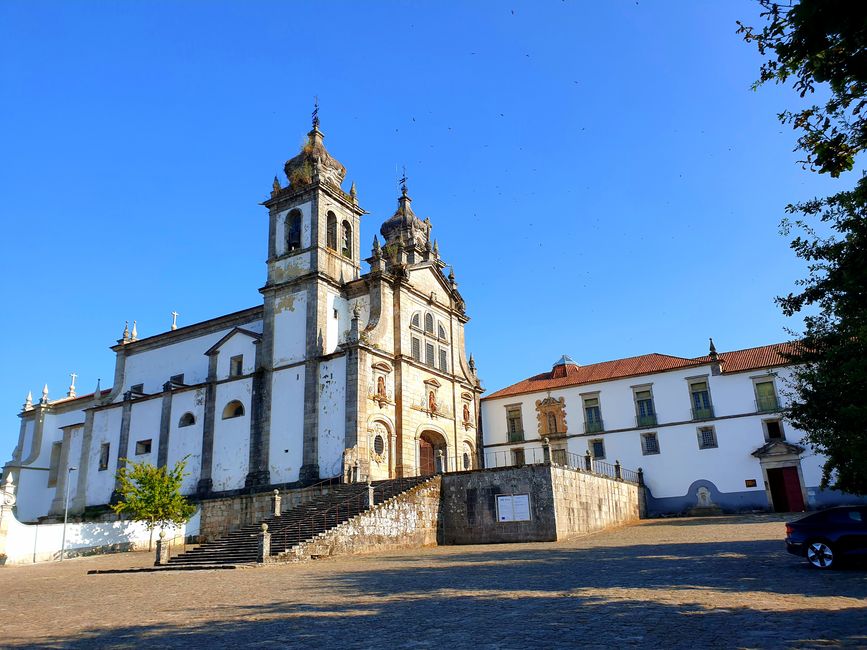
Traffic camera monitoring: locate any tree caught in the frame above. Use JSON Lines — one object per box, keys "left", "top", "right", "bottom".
{"left": 112, "top": 457, "right": 196, "bottom": 549}
{"left": 739, "top": 1, "right": 867, "bottom": 495}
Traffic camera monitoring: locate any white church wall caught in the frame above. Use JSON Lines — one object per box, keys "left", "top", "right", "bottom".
{"left": 210, "top": 379, "right": 252, "bottom": 491}
{"left": 317, "top": 357, "right": 346, "bottom": 479}
{"left": 123, "top": 329, "right": 229, "bottom": 394}
{"left": 325, "top": 291, "right": 343, "bottom": 353}
{"left": 126, "top": 398, "right": 161, "bottom": 467}
{"left": 86, "top": 407, "right": 123, "bottom": 507}
{"left": 64, "top": 425, "right": 83, "bottom": 506}
{"left": 215, "top": 333, "right": 258, "bottom": 379}
{"left": 167, "top": 388, "right": 205, "bottom": 494}
{"left": 269, "top": 367, "right": 305, "bottom": 484}
{"left": 272, "top": 290, "right": 307, "bottom": 367}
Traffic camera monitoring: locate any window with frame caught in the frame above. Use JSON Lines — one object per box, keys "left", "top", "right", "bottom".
{"left": 178, "top": 412, "right": 196, "bottom": 427}
{"left": 411, "top": 313, "right": 420, "bottom": 328}
{"left": 583, "top": 396, "right": 603, "bottom": 433}
{"left": 425, "top": 342, "right": 435, "bottom": 367}
{"left": 697, "top": 426, "right": 717, "bottom": 449}
{"left": 286, "top": 209, "right": 302, "bottom": 252}
{"left": 47, "top": 442, "right": 62, "bottom": 487}
{"left": 439, "top": 348, "right": 448, "bottom": 372}
{"left": 229, "top": 355, "right": 243, "bottom": 377}
{"left": 689, "top": 379, "right": 713, "bottom": 420}
{"left": 99, "top": 442, "right": 110, "bottom": 471}
{"left": 634, "top": 388, "right": 657, "bottom": 427}
{"left": 641, "top": 432, "right": 660, "bottom": 455}
{"left": 222, "top": 400, "right": 245, "bottom": 419}
{"left": 135, "top": 439, "right": 152, "bottom": 455}
{"left": 326, "top": 211, "right": 337, "bottom": 250}
{"left": 506, "top": 407, "right": 524, "bottom": 442}
{"left": 590, "top": 438, "right": 606, "bottom": 460}
{"left": 438, "top": 322, "right": 447, "bottom": 340}
{"left": 765, "top": 419, "right": 785, "bottom": 441}
{"left": 424, "top": 313, "right": 434, "bottom": 334}
{"left": 411, "top": 337, "right": 421, "bottom": 361}
{"left": 755, "top": 380, "right": 778, "bottom": 412}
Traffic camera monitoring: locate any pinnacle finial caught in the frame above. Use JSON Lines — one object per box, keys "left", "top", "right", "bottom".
{"left": 122, "top": 321, "right": 130, "bottom": 343}
{"left": 131, "top": 320, "right": 138, "bottom": 342}
{"left": 94, "top": 378, "right": 102, "bottom": 398}
{"left": 272, "top": 176, "right": 281, "bottom": 193}
{"left": 23, "top": 391, "right": 32, "bottom": 410}
{"left": 67, "top": 372, "right": 77, "bottom": 398}
{"left": 41, "top": 384, "right": 49, "bottom": 405}
{"left": 709, "top": 337, "right": 718, "bottom": 358}
{"left": 469, "top": 354, "right": 476, "bottom": 372}
{"left": 372, "top": 235, "right": 381, "bottom": 257}
{"left": 350, "top": 181, "right": 357, "bottom": 200}
{"left": 433, "top": 239, "right": 439, "bottom": 258}
{"left": 398, "top": 165, "right": 408, "bottom": 196}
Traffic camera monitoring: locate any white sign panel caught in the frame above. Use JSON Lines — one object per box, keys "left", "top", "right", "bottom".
{"left": 497, "top": 494, "right": 531, "bottom": 522}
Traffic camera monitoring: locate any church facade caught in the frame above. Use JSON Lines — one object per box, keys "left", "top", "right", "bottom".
{"left": 6, "top": 120, "right": 483, "bottom": 523}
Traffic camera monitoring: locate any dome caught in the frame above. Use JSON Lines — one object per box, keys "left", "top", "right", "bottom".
{"left": 283, "top": 126, "right": 346, "bottom": 191}
{"left": 379, "top": 187, "right": 430, "bottom": 248}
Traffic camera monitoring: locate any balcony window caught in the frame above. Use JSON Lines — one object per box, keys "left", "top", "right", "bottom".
{"left": 583, "top": 396, "right": 604, "bottom": 433}
{"left": 690, "top": 380, "right": 714, "bottom": 420}
{"left": 634, "top": 389, "right": 657, "bottom": 427}
{"left": 755, "top": 380, "right": 779, "bottom": 412}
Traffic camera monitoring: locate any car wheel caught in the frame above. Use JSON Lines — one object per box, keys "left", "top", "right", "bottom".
{"left": 806, "top": 540, "right": 835, "bottom": 569}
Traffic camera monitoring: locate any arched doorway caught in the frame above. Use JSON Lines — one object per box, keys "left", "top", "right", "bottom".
{"left": 418, "top": 430, "right": 447, "bottom": 476}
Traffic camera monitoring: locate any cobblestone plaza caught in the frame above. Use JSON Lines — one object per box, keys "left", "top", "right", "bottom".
{"left": 2, "top": 515, "right": 865, "bottom": 649}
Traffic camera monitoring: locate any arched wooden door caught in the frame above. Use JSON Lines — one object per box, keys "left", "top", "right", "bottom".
{"left": 419, "top": 436, "right": 435, "bottom": 476}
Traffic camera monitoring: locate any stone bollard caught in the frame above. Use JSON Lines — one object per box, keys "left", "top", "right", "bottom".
{"left": 584, "top": 450, "right": 592, "bottom": 471}
{"left": 154, "top": 530, "right": 170, "bottom": 566}
{"left": 542, "top": 437, "right": 551, "bottom": 464}
{"left": 637, "top": 467, "right": 645, "bottom": 486}
{"left": 615, "top": 460, "right": 622, "bottom": 480}
{"left": 257, "top": 523, "right": 271, "bottom": 563}
{"left": 271, "top": 489, "right": 282, "bottom": 517}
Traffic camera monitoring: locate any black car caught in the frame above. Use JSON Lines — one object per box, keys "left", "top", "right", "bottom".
{"left": 785, "top": 505, "right": 867, "bottom": 569}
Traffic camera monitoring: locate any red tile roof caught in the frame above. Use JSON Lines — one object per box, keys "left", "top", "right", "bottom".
{"left": 483, "top": 342, "right": 798, "bottom": 401}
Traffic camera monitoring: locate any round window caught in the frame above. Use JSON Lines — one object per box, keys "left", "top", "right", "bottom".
{"left": 374, "top": 434, "right": 385, "bottom": 455}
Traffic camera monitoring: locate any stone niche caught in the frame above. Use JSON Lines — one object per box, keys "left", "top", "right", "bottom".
{"left": 535, "top": 396, "right": 567, "bottom": 438}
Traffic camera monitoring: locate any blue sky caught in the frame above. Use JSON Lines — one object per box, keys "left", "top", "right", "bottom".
{"left": 0, "top": 1, "right": 847, "bottom": 459}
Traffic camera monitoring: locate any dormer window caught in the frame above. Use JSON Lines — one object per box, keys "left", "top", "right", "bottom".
{"left": 286, "top": 209, "right": 302, "bottom": 252}
{"left": 326, "top": 212, "right": 337, "bottom": 250}
{"left": 341, "top": 220, "right": 352, "bottom": 259}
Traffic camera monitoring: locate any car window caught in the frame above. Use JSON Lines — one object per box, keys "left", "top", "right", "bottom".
{"left": 850, "top": 511, "right": 863, "bottom": 523}
{"left": 827, "top": 509, "right": 863, "bottom": 524}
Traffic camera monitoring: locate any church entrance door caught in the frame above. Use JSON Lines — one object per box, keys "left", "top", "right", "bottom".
{"left": 767, "top": 466, "right": 805, "bottom": 512}
{"left": 419, "top": 437, "right": 435, "bottom": 476}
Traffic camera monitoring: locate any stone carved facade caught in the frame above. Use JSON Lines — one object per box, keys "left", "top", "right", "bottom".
{"left": 535, "top": 396, "right": 567, "bottom": 438}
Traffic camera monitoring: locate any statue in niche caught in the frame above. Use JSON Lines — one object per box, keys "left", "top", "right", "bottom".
{"left": 463, "top": 403, "right": 471, "bottom": 423}
{"left": 428, "top": 390, "right": 437, "bottom": 413}
{"left": 376, "top": 376, "right": 386, "bottom": 398}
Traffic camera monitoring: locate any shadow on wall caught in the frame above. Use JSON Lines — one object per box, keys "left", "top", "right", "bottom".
{"left": 10, "top": 539, "right": 867, "bottom": 647}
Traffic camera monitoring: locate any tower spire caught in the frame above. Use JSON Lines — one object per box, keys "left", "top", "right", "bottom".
{"left": 312, "top": 96, "right": 320, "bottom": 130}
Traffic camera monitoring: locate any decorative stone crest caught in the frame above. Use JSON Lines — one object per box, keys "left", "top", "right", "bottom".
{"left": 535, "top": 396, "right": 567, "bottom": 438}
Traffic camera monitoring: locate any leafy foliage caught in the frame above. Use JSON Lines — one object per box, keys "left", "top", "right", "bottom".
{"left": 740, "top": 1, "right": 867, "bottom": 494}
{"left": 112, "top": 458, "right": 196, "bottom": 532}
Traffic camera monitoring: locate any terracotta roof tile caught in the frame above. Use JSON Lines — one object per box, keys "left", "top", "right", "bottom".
{"left": 483, "top": 342, "right": 797, "bottom": 401}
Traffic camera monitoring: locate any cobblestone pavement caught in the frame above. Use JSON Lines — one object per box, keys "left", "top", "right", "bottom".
{"left": 2, "top": 514, "right": 866, "bottom": 649}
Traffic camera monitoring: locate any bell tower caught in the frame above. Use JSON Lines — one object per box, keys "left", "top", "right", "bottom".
{"left": 249, "top": 110, "right": 365, "bottom": 486}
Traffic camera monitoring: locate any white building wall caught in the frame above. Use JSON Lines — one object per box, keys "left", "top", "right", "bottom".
{"left": 86, "top": 407, "right": 123, "bottom": 507}
{"left": 126, "top": 398, "right": 161, "bottom": 467}
{"left": 272, "top": 290, "right": 307, "bottom": 367}
{"left": 214, "top": 333, "right": 258, "bottom": 379}
{"left": 122, "top": 330, "right": 228, "bottom": 395}
{"left": 268, "top": 367, "right": 305, "bottom": 484}
{"left": 166, "top": 387, "right": 206, "bottom": 494}
{"left": 317, "top": 357, "right": 346, "bottom": 479}
{"left": 210, "top": 379, "right": 252, "bottom": 491}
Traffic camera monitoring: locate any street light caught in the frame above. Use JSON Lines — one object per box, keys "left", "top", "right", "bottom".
{"left": 60, "top": 466, "right": 77, "bottom": 561}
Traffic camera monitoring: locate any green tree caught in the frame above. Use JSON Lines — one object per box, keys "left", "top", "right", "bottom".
{"left": 112, "top": 457, "right": 196, "bottom": 549}
{"left": 739, "top": 1, "right": 867, "bottom": 494}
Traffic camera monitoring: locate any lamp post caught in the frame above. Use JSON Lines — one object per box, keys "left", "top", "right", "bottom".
{"left": 60, "top": 466, "right": 77, "bottom": 561}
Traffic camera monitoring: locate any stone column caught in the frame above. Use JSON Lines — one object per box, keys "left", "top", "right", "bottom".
{"left": 71, "top": 409, "right": 95, "bottom": 514}
{"left": 197, "top": 355, "right": 219, "bottom": 494}
{"left": 154, "top": 530, "right": 170, "bottom": 566}
{"left": 257, "top": 523, "right": 271, "bottom": 563}
{"left": 157, "top": 382, "right": 173, "bottom": 468}
{"left": 246, "top": 339, "right": 272, "bottom": 487}
{"left": 111, "top": 393, "right": 133, "bottom": 503}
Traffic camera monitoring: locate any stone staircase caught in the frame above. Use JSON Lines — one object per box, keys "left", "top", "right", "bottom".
{"left": 168, "top": 476, "right": 431, "bottom": 566}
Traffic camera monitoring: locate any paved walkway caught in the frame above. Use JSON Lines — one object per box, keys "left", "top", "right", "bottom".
{"left": 2, "top": 514, "right": 866, "bottom": 649}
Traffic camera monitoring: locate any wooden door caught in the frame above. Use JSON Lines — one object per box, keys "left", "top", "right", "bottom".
{"left": 419, "top": 437, "right": 435, "bottom": 476}
{"left": 781, "top": 466, "right": 805, "bottom": 512}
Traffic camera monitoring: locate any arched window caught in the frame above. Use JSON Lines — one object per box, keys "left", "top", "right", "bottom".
{"left": 411, "top": 313, "right": 420, "bottom": 328}
{"left": 424, "top": 313, "right": 434, "bottom": 334}
{"left": 326, "top": 211, "right": 337, "bottom": 250}
{"left": 547, "top": 413, "right": 558, "bottom": 434}
{"left": 222, "top": 400, "right": 245, "bottom": 419}
{"left": 341, "top": 220, "right": 352, "bottom": 259}
{"left": 178, "top": 412, "right": 196, "bottom": 427}
{"left": 286, "top": 209, "right": 302, "bottom": 253}
{"left": 438, "top": 322, "right": 447, "bottom": 340}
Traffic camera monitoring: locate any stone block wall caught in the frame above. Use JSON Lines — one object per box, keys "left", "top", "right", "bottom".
{"left": 283, "top": 476, "right": 441, "bottom": 561}
{"left": 550, "top": 465, "right": 640, "bottom": 538}
{"left": 440, "top": 466, "right": 557, "bottom": 544}
{"left": 440, "top": 464, "right": 640, "bottom": 545}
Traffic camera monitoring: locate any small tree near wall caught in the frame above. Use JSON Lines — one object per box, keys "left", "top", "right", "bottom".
{"left": 112, "top": 458, "right": 196, "bottom": 550}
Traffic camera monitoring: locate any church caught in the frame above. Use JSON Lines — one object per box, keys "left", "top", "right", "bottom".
{"left": 6, "top": 116, "right": 483, "bottom": 523}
